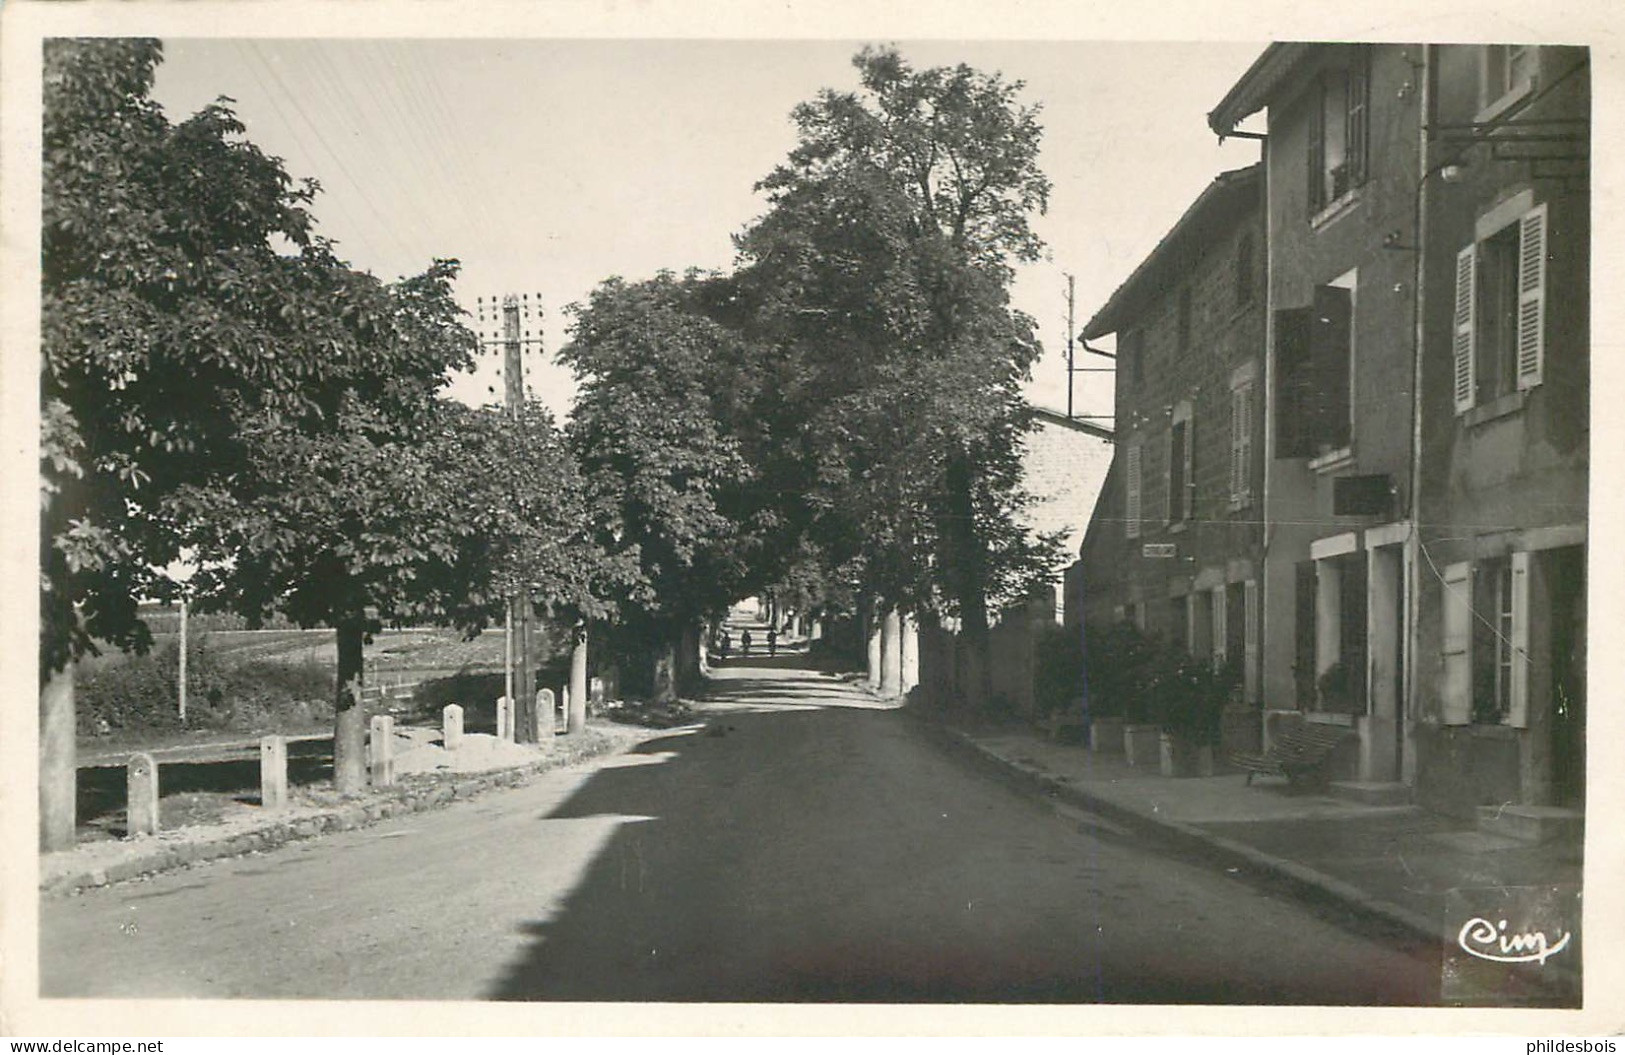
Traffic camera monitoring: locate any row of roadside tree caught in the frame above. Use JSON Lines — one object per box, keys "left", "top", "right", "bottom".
{"left": 41, "top": 40, "right": 1066, "bottom": 849}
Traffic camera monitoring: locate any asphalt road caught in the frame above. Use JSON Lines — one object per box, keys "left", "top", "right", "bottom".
{"left": 41, "top": 660, "right": 1442, "bottom": 1003}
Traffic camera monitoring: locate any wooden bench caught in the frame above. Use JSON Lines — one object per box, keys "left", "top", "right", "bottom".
{"left": 1034, "top": 711, "right": 1089, "bottom": 743}
{"left": 1231, "top": 721, "right": 1351, "bottom": 786}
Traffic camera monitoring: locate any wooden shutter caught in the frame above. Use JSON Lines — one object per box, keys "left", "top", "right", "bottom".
{"left": 1307, "top": 79, "right": 1326, "bottom": 211}
{"left": 1230, "top": 383, "right": 1254, "bottom": 507}
{"left": 1441, "top": 561, "right": 1473, "bottom": 725}
{"left": 1508, "top": 551, "right": 1531, "bottom": 728}
{"left": 1212, "top": 587, "right": 1228, "bottom": 666}
{"left": 1243, "top": 579, "right": 1260, "bottom": 703}
{"left": 1125, "top": 444, "right": 1142, "bottom": 539}
{"left": 1275, "top": 307, "right": 1313, "bottom": 457}
{"left": 1453, "top": 245, "right": 1477, "bottom": 413}
{"left": 1516, "top": 203, "right": 1548, "bottom": 391}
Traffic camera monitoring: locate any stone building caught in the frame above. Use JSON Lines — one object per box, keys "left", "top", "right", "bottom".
{"left": 1207, "top": 43, "right": 1588, "bottom": 822}
{"left": 1073, "top": 163, "right": 1268, "bottom": 705}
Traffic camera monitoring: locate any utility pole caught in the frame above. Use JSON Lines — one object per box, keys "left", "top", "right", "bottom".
{"left": 1065, "top": 273, "right": 1076, "bottom": 420}
{"left": 476, "top": 293, "right": 545, "bottom": 742}
{"left": 1062, "top": 271, "right": 1118, "bottom": 429}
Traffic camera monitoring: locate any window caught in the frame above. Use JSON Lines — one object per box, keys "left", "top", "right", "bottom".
{"left": 1453, "top": 202, "right": 1547, "bottom": 414}
{"left": 1274, "top": 275, "right": 1354, "bottom": 458}
{"left": 1236, "top": 232, "right": 1256, "bottom": 308}
{"left": 1122, "top": 329, "right": 1143, "bottom": 388}
{"left": 1168, "top": 406, "right": 1193, "bottom": 526}
{"left": 1481, "top": 45, "right": 1536, "bottom": 116}
{"left": 1124, "top": 443, "right": 1142, "bottom": 539}
{"left": 1229, "top": 375, "right": 1256, "bottom": 509}
{"left": 1471, "top": 558, "right": 1515, "bottom": 724}
{"left": 1177, "top": 287, "right": 1192, "bottom": 354}
{"left": 1440, "top": 553, "right": 1531, "bottom": 727}
{"left": 1308, "top": 48, "right": 1371, "bottom": 213}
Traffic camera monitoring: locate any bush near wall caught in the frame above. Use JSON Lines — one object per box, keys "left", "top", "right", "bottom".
{"left": 1032, "top": 622, "right": 1083, "bottom": 716}
{"left": 76, "top": 633, "right": 334, "bottom": 738}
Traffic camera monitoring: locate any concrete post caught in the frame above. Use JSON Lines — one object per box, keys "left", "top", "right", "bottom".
{"left": 260, "top": 735, "right": 288, "bottom": 811}
{"left": 881, "top": 607, "right": 902, "bottom": 696}
{"left": 495, "top": 696, "right": 513, "bottom": 741}
{"left": 568, "top": 623, "right": 588, "bottom": 735}
{"left": 126, "top": 752, "right": 159, "bottom": 837}
{"left": 901, "top": 612, "right": 920, "bottom": 693}
{"left": 866, "top": 605, "right": 883, "bottom": 688}
{"left": 369, "top": 715, "right": 395, "bottom": 787}
{"left": 536, "top": 689, "right": 556, "bottom": 739}
{"left": 590, "top": 676, "right": 605, "bottom": 708}
{"left": 442, "top": 704, "right": 464, "bottom": 751}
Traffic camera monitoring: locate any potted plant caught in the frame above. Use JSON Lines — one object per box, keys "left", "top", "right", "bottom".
{"left": 1082, "top": 621, "right": 1146, "bottom": 754}
{"left": 1123, "top": 635, "right": 1180, "bottom": 767}
{"left": 1316, "top": 659, "right": 1365, "bottom": 716}
{"left": 1154, "top": 654, "right": 1239, "bottom": 778}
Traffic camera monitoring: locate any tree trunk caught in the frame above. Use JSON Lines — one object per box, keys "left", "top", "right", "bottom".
{"left": 40, "top": 662, "right": 76, "bottom": 851}
{"left": 945, "top": 448, "right": 993, "bottom": 706}
{"left": 515, "top": 597, "right": 537, "bottom": 743}
{"left": 568, "top": 621, "right": 588, "bottom": 734}
{"left": 650, "top": 630, "right": 679, "bottom": 705}
{"left": 334, "top": 617, "right": 367, "bottom": 793}
{"left": 677, "top": 622, "right": 703, "bottom": 691}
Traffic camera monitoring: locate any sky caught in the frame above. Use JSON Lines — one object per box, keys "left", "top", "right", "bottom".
{"left": 148, "top": 38, "right": 1264, "bottom": 426}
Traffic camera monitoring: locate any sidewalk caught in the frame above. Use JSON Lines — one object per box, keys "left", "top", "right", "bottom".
{"left": 918, "top": 714, "right": 1584, "bottom": 999}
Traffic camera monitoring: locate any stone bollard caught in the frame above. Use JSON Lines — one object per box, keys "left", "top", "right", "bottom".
{"left": 369, "top": 715, "right": 395, "bottom": 787}
{"left": 590, "top": 676, "right": 605, "bottom": 708}
{"left": 536, "top": 689, "right": 556, "bottom": 739}
{"left": 443, "top": 703, "right": 464, "bottom": 751}
{"left": 126, "top": 752, "right": 160, "bottom": 837}
{"left": 260, "top": 735, "right": 288, "bottom": 811}
{"left": 561, "top": 686, "right": 570, "bottom": 726}
{"left": 495, "top": 696, "right": 513, "bottom": 741}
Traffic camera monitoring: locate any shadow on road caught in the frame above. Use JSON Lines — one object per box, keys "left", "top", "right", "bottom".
{"left": 483, "top": 672, "right": 1439, "bottom": 1005}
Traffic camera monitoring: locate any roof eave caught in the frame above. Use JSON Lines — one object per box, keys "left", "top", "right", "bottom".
{"left": 1207, "top": 42, "right": 1314, "bottom": 137}
{"left": 1079, "top": 164, "right": 1261, "bottom": 340}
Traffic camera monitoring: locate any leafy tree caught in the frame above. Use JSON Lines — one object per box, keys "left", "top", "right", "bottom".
{"left": 41, "top": 38, "right": 354, "bottom": 844}
{"left": 733, "top": 46, "right": 1063, "bottom": 685}
{"left": 559, "top": 272, "right": 756, "bottom": 702}
{"left": 39, "top": 40, "right": 511, "bottom": 818}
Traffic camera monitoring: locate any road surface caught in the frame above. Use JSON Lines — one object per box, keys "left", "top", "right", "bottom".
{"left": 41, "top": 660, "right": 1441, "bottom": 1003}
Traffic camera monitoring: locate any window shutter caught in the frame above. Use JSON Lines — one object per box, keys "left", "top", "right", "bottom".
{"left": 1453, "top": 245, "right": 1477, "bottom": 414}
{"left": 1516, "top": 203, "right": 1548, "bottom": 391}
{"left": 1239, "top": 383, "right": 1254, "bottom": 504}
{"left": 1243, "top": 579, "right": 1260, "bottom": 703}
{"left": 1307, "top": 81, "right": 1326, "bottom": 211}
{"left": 1274, "top": 308, "right": 1314, "bottom": 457}
{"left": 1508, "top": 551, "right": 1531, "bottom": 728}
{"left": 1441, "top": 561, "right": 1473, "bottom": 725}
{"left": 1183, "top": 412, "right": 1196, "bottom": 522}
{"left": 1212, "top": 587, "right": 1227, "bottom": 666}
{"left": 1125, "top": 444, "right": 1142, "bottom": 539}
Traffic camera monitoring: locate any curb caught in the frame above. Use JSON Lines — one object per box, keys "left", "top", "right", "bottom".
{"left": 914, "top": 716, "right": 1441, "bottom": 945}
{"left": 42, "top": 726, "right": 643, "bottom": 898}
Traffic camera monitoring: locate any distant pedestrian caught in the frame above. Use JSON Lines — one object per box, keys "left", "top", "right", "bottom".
{"left": 767, "top": 628, "right": 778, "bottom": 656}
{"left": 741, "top": 630, "right": 753, "bottom": 656}
{"left": 719, "top": 630, "right": 731, "bottom": 659}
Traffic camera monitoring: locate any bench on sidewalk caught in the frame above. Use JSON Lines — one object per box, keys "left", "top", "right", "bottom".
{"left": 1231, "top": 721, "right": 1351, "bottom": 786}
{"left": 1034, "top": 710, "right": 1088, "bottom": 743}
